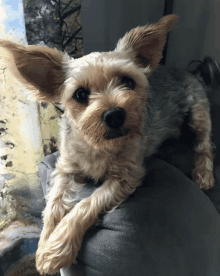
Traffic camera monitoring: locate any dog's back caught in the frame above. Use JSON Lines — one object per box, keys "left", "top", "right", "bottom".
{"left": 145, "top": 65, "right": 207, "bottom": 155}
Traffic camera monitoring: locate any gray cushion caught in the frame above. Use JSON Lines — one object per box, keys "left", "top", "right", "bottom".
{"left": 39, "top": 152, "right": 220, "bottom": 276}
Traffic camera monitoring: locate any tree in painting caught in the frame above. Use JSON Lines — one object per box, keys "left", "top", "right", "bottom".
{"left": 23, "top": 0, "right": 83, "bottom": 58}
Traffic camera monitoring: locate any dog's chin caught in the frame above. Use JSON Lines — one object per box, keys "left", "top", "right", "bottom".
{"left": 105, "top": 128, "right": 130, "bottom": 140}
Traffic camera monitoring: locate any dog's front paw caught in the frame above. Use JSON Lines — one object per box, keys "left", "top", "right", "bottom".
{"left": 36, "top": 243, "right": 75, "bottom": 275}
{"left": 36, "top": 220, "right": 78, "bottom": 275}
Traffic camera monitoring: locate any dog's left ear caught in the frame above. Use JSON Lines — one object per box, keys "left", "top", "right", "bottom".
{"left": 115, "top": 14, "right": 179, "bottom": 75}
{"left": 0, "top": 40, "right": 67, "bottom": 102}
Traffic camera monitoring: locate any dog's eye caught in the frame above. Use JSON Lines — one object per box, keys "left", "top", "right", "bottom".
{"left": 73, "top": 88, "right": 90, "bottom": 104}
{"left": 121, "top": 76, "right": 136, "bottom": 90}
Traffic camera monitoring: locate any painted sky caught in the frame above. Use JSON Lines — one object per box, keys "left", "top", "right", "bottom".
{"left": 0, "top": 0, "right": 26, "bottom": 38}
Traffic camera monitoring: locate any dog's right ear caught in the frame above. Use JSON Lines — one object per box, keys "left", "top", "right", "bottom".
{"left": 115, "top": 14, "right": 179, "bottom": 75}
{"left": 0, "top": 40, "right": 67, "bottom": 102}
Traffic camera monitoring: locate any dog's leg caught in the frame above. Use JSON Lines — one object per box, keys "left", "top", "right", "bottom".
{"left": 35, "top": 167, "right": 145, "bottom": 275}
{"left": 36, "top": 166, "right": 83, "bottom": 273}
{"left": 190, "top": 101, "right": 215, "bottom": 190}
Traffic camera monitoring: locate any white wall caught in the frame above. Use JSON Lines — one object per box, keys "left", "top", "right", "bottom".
{"left": 166, "top": 0, "right": 220, "bottom": 67}
{"left": 81, "top": 0, "right": 220, "bottom": 67}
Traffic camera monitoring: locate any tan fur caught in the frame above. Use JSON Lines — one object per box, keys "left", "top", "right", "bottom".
{"left": 190, "top": 103, "right": 215, "bottom": 189}
{"left": 0, "top": 14, "right": 214, "bottom": 275}
{"left": 115, "top": 14, "right": 179, "bottom": 74}
{"left": 0, "top": 40, "right": 67, "bottom": 102}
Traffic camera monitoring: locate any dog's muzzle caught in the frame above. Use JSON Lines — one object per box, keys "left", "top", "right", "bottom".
{"left": 104, "top": 127, "right": 130, "bottom": 139}
{"left": 102, "top": 107, "right": 130, "bottom": 139}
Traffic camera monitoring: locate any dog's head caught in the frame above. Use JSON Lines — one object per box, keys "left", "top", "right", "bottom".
{"left": 0, "top": 15, "right": 179, "bottom": 150}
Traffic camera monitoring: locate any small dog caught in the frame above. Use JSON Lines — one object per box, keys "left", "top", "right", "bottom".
{"left": 0, "top": 14, "right": 215, "bottom": 275}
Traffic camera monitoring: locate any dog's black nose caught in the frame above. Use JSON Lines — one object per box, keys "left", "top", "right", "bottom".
{"left": 102, "top": 107, "right": 126, "bottom": 129}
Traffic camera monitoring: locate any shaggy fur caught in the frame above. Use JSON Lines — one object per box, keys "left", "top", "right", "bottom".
{"left": 0, "top": 14, "right": 214, "bottom": 275}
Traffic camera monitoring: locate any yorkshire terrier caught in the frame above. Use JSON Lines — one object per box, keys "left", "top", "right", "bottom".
{"left": 0, "top": 14, "right": 215, "bottom": 275}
